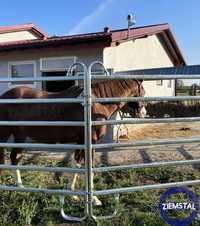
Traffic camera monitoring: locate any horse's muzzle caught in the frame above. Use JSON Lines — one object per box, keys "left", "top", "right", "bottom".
{"left": 136, "top": 106, "right": 147, "bottom": 118}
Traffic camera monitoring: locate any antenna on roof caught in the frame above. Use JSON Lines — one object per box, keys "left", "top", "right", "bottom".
{"left": 127, "top": 13, "right": 136, "bottom": 38}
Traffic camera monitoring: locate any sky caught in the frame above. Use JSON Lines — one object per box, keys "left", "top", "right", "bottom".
{"left": 0, "top": 0, "right": 199, "bottom": 66}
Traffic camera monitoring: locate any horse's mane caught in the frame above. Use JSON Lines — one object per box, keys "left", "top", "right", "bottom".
{"left": 91, "top": 80, "right": 136, "bottom": 98}
{"left": 61, "top": 80, "right": 136, "bottom": 99}
{"left": 63, "top": 85, "right": 83, "bottom": 97}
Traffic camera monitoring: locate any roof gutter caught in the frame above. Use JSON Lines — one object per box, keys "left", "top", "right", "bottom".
{"left": 0, "top": 35, "right": 112, "bottom": 51}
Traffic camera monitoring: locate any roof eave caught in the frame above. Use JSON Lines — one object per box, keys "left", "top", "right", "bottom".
{"left": 164, "top": 29, "right": 186, "bottom": 66}
{"left": 30, "top": 27, "right": 48, "bottom": 39}
{"left": 0, "top": 23, "right": 48, "bottom": 40}
{"left": 0, "top": 35, "right": 111, "bottom": 51}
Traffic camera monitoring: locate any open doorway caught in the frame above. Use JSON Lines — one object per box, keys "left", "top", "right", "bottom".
{"left": 42, "top": 71, "right": 74, "bottom": 92}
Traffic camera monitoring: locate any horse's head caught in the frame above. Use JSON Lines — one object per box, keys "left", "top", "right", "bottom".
{"left": 121, "top": 80, "right": 146, "bottom": 118}
{"left": 121, "top": 101, "right": 146, "bottom": 118}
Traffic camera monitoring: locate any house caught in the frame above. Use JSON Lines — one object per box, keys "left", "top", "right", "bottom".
{"left": 0, "top": 23, "right": 185, "bottom": 96}
{"left": 0, "top": 23, "right": 186, "bottom": 142}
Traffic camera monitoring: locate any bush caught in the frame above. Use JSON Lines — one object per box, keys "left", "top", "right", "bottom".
{"left": 146, "top": 102, "right": 200, "bottom": 117}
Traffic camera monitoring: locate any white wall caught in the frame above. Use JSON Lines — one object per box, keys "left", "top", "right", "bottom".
{"left": 103, "top": 34, "right": 175, "bottom": 97}
{"left": 0, "top": 31, "right": 38, "bottom": 43}
{"left": 0, "top": 45, "right": 103, "bottom": 94}
{"left": 103, "top": 34, "right": 176, "bottom": 141}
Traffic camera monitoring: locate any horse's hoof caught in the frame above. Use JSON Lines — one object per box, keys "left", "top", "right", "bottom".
{"left": 17, "top": 183, "right": 24, "bottom": 188}
{"left": 93, "top": 196, "right": 102, "bottom": 206}
{"left": 72, "top": 195, "right": 80, "bottom": 202}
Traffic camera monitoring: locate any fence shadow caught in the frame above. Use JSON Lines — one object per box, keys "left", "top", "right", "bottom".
{"left": 177, "top": 145, "right": 200, "bottom": 171}
{"left": 138, "top": 149, "right": 152, "bottom": 163}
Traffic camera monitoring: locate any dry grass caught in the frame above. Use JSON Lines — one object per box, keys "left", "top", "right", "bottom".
{"left": 124, "top": 122, "right": 200, "bottom": 141}
{"left": 108, "top": 122, "right": 200, "bottom": 165}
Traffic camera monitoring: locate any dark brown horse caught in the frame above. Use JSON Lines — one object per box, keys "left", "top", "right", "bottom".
{"left": 0, "top": 79, "right": 146, "bottom": 204}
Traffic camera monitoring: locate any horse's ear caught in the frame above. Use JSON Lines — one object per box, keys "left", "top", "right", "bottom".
{"left": 139, "top": 79, "right": 143, "bottom": 83}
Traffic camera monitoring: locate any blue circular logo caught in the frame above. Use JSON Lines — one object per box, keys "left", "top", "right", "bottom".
{"left": 159, "top": 187, "right": 199, "bottom": 226}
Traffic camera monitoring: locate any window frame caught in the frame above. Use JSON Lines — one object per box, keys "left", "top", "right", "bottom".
{"left": 156, "top": 80, "right": 163, "bottom": 86}
{"left": 168, "top": 80, "right": 172, "bottom": 88}
{"left": 40, "top": 56, "right": 77, "bottom": 72}
{"left": 8, "top": 60, "right": 37, "bottom": 88}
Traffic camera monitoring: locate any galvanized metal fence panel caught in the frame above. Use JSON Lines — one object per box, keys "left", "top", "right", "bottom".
{"left": 0, "top": 61, "right": 200, "bottom": 222}
{"left": 87, "top": 63, "right": 200, "bottom": 220}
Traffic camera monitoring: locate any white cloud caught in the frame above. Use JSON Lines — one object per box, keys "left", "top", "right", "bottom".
{"left": 68, "top": 0, "right": 113, "bottom": 35}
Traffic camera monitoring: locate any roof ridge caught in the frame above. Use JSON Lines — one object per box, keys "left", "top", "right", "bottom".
{"left": 0, "top": 23, "right": 35, "bottom": 29}
{"left": 0, "top": 23, "right": 48, "bottom": 39}
{"left": 111, "top": 23, "right": 169, "bottom": 33}
{"left": 49, "top": 23, "right": 169, "bottom": 39}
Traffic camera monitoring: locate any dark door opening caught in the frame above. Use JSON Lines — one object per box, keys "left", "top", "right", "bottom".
{"left": 42, "top": 71, "right": 75, "bottom": 92}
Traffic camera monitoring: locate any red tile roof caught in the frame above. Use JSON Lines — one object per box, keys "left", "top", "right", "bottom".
{"left": 0, "top": 23, "right": 185, "bottom": 66}
{"left": 0, "top": 23, "right": 48, "bottom": 39}
{"left": 111, "top": 23, "right": 170, "bottom": 42}
{"left": 0, "top": 31, "right": 111, "bottom": 49}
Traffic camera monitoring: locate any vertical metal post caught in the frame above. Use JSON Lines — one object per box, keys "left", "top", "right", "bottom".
{"left": 59, "top": 62, "right": 88, "bottom": 222}
{"left": 84, "top": 65, "right": 93, "bottom": 218}
{"left": 88, "top": 62, "right": 120, "bottom": 220}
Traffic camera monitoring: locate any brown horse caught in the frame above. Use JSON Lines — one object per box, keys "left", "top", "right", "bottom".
{"left": 0, "top": 79, "right": 146, "bottom": 204}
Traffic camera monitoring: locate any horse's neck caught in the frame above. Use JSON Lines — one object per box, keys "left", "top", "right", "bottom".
{"left": 92, "top": 80, "right": 134, "bottom": 97}
{"left": 92, "top": 103, "right": 120, "bottom": 120}
{"left": 92, "top": 80, "right": 135, "bottom": 120}
{"left": 104, "top": 104, "right": 121, "bottom": 119}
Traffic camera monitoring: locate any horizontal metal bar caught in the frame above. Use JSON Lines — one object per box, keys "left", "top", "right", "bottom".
{"left": 0, "top": 121, "right": 84, "bottom": 126}
{"left": 0, "top": 142, "right": 85, "bottom": 150}
{"left": 0, "top": 164, "right": 85, "bottom": 174}
{"left": 0, "top": 74, "right": 199, "bottom": 83}
{"left": 94, "top": 179, "right": 200, "bottom": 196}
{"left": 92, "top": 117, "right": 200, "bottom": 126}
{"left": 3, "top": 95, "right": 199, "bottom": 104}
{"left": 91, "top": 74, "right": 200, "bottom": 80}
{"left": 93, "top": 159, "right": 200, "bottom": 173}
{"left": 0, "top": 185, "right": 85, "bottom": 196}
{"left": 0, "top": 98, "right": 83, "bottom": 104}
{"left": 93, "top": 96, "right": 200, "bottom": 103}
{"left": 0, "top": 75, "right": 83, "bottom": 82}
{"left": 96, "top": 143, "right": 198, "bottom": 153}
{"left": 93, "top": 137, "right": 200, "bottom": 149}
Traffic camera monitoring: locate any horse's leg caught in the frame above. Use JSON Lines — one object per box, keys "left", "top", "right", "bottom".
{"left": 67, "top": 150, "right": 82, "bottom": 202}
{"left": 91, "top": 148, "right": 102, "bottom": 206}
{"left": 0, "top": 150, "right": 4, "bottom": 163}
{"left": 10, "top": 133, "right": 25, "bottom": 187}
{"left": 69, "top": 146, "right": 102, "bottom": 205}
{"left": 10, "top": 147, "right": 24, "bottom": 187}
{"left": 0, "top": 129, "right": 11, "bottom": 174}
{"left": 0, "top": 148, "right": 7, "bottom": 175}
{"left": 68, "top": 173, "right": 80, "bottom": 202}
{"left": 75, "top": 147, "right": 102, "bottom": 205}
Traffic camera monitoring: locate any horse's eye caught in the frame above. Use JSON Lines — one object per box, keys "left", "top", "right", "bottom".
{"left": 128, "top": 102, "right": 137, "bottom": 108}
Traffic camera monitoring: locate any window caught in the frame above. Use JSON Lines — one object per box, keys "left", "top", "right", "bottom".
{"left": 8, "top": 61, "right": 36, "bottom": 87}
{"left": 168, "top": 80, "right": 172, "bottom": 88}
{"left": 40, "top": 56, "right": 77, "bottom": 72}
{"left": 156, "top": 80, "right": 163, "bottom": 86}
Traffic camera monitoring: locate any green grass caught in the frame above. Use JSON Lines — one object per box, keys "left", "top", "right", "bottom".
{"left": 0, "top": 160, "right": 200, "bottom": 226}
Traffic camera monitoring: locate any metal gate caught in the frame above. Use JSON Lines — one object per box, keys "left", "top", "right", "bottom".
{"left": 1, "top": 62, "right": 200, "bottom": 222}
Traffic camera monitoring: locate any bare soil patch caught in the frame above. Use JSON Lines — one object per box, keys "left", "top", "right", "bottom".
{"left": 15, "top": 122, "right": 200, "bottom": 167}
{"left": 126, "top": 122, "right": 200, "bottom": 141}
{"left": 100, "top": 122, "right": 200, "bottom": 166}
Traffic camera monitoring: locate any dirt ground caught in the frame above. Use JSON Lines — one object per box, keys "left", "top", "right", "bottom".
{"left": 98, "top": 122, "right": 200, "bottom": 166}
{"left": 127, "top": 122, "right": 200, "bottom": 140}
{"left": 18, "top": 122, "right": 200, "bottom": 168}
